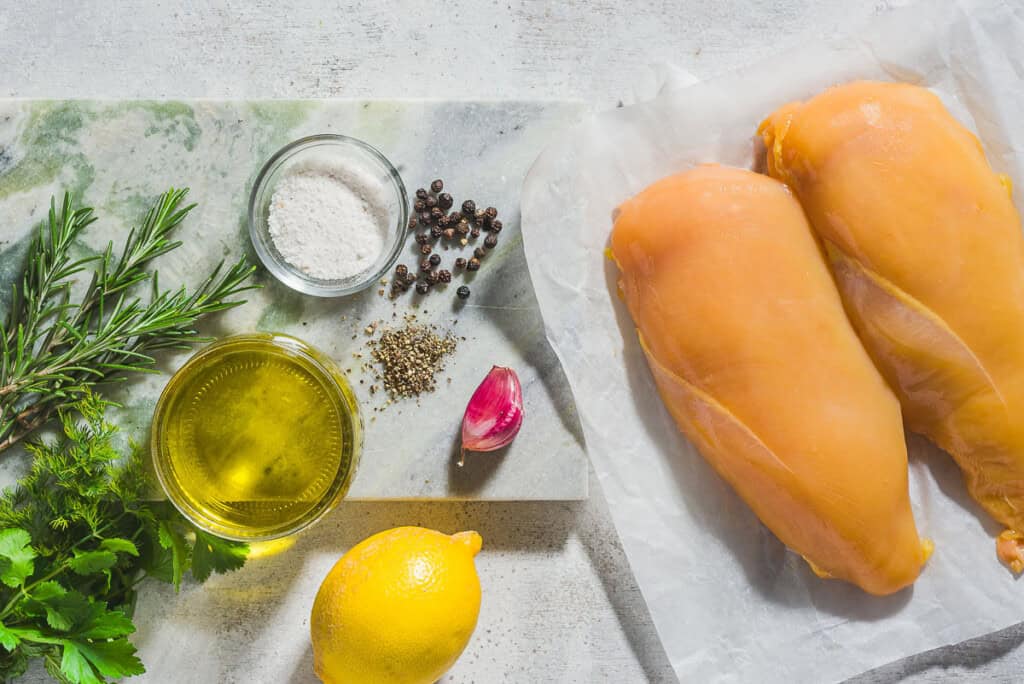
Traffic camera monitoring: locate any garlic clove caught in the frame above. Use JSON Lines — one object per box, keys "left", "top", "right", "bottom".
{"left": 459, "top": 366, "right": 524, "bottom": 466}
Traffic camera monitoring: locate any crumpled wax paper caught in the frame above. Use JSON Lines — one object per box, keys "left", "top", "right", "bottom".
{"left": 520, "top": 1, "right": 1024, "bottom": 681}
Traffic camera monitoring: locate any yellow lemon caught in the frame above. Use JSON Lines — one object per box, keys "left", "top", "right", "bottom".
{"left": 310, "top": 526, "right": 483, "bottom": 684}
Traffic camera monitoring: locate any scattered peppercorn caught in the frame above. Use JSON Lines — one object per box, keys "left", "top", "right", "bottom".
{"left": 455, "top": 257, "right": 467, "bottom": 269}
{"left": 431, "top": 225, "right": 444, "bottom": 238}
{"left": 467, "top": 257, "right": 481, "bottom": 271}
{"left": 395, "top": 264, "right": 409, "bottom": 278}
{"left": 420, "top": 258, "right": 433, "bottom": 272}
{"left": 415, "top": 232, "right": 430, "bottom": 245}
{"left": 405, "top": 272, "right": 418, "bottom": 284}
{"left": 474, "top": 209, "right": 486, "bottom": 221}
{"left": 415, "top": 188, "right": 428, "bottom": 200}
{"left": 429, "top": 253, "right": 441, "bottom": 267}
{"left": 449, "top": 211, "right": 463, "bottom": 223}
{"left": 457, "top": 220, "right": 470, "bottom": 235}
{"left": 420, "top": 243, "right": 433, "bottom": 255}
{"left": 438, "top": 269, "right": 452, "bottom": 283}
{"left": 419, "top": 211, "right": 432, "bottom": 225}
{"left": 415, "top": 281, "right": 431, "bottom": 295}
{"left": 426, "top": 196, "right": 438, "bottom": 209}
{"left": 457, "top": 286, "right": 471, "bottom": 299}
{"left": 438, "top": 192, "right": 453, "bottom": 209}
{"left": 414, "top": 199, "right": 427, "bottom": 212}
{"left": 437, "top": 215, "right": 450, "bottom": 228}
{"left": 425, "top": 270, "right": 439, "bottom": 285}
{"left": 471, "top": 227, "right": 481, "bottom": 238}
{"left": 430, "top": 207, "right": 444, "bottom": 220}
{"left": 474, "top": 247, "right": 487, "bottom": 259}
{"left": 490, "top": 219, "right": 503, "bottom": 233}
{"left": 462, "top": 199, "right": 476, "bottom": 215}
{"left": 442, "top": 228, "right": 456, "bottom": 240}
{"left": 484, "top": 234, "right": 498, "bottom": 249}
{"left": 431, "top": 179, "right": 444, "bottom": 193}
{"left": 408, "top": 216, "right": 418, "bottom": 230}
{"left": 485, "top": 206, "right": 498, "bottom": 220}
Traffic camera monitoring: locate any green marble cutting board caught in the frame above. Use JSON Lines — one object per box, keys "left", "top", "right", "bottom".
{"left": 0, "top": 100, "right": 588, "bottom": 500}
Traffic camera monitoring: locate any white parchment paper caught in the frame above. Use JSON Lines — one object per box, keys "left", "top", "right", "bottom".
{"left": 520, "top": 1, "right": 1024, "bottom": 681}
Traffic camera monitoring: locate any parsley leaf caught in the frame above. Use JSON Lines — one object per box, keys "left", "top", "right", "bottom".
{"left": 68, "top": 551, "right": 118, "bottom": 576}
{"left": 98, "top": 539, "right": 138, "bottom": 557}
{"left": 0, "top": 529, "right": 35, "bottom": 588}
{"left": 190, "top": 530, "right": 248, "bottom": 582}
{"left": 0, "top": 623, "right": 21, "bottom": 651}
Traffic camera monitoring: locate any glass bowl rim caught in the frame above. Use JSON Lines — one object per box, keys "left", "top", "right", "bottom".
{"left": 150, "top": 332, "right": 362, "bottom": 541}
{"left": 247, "top": 133, "right": 409, "bottom": 298}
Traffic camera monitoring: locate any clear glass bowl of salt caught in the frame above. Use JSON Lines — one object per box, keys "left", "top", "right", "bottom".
{"left": 248, "top": 134, "right": 409, "bottom": 297}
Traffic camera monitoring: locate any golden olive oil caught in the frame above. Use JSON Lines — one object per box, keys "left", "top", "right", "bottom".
{"left": 153, "top": 334, "right": 360, "bottom": 540}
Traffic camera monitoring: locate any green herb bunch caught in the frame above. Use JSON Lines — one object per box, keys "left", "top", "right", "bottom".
{"left": 0, "top": 189, "right": 256, "bottom": 453}
{"left": 0, "top": 394, "right": 248, "bottom": 683}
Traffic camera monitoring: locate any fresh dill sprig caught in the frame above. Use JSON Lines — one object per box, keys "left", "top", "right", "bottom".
{"left": 0, "top": 394, "right": 248, "bottom": 683}
{"left": 0, "top": 189, "right": 257, "bottom": 452}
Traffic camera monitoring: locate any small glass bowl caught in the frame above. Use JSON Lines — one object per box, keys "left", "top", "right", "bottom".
{"left": 151, "top": 333, "right": 362, "bottom": 541}
{"left": 248, "top": 134, "right": 408, "bottom": 297}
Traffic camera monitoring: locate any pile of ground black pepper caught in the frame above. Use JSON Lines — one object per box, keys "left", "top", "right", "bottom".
{"left": 390, "top": 178, "right": 503, "bottom": 300}
{"left": 365, "top": 314, "right": 459, "bottom": 401}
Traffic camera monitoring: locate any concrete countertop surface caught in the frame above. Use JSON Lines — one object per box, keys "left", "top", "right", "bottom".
{"left": 3, "top": 1, "right": 1020, "bottom": 682}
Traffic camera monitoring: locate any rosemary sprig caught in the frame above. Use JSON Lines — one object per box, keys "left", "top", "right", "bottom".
{"left": 0, "top": 189, "right": 257, "bottom": 453}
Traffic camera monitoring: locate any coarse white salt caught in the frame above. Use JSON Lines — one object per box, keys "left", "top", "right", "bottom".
{"left": 267, "top": 158, "right": 390, "bottom": 281}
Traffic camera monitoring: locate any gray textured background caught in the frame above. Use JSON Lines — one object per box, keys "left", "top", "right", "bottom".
{"left": 3, "top": 1, "right": 1020, "bottom": 682}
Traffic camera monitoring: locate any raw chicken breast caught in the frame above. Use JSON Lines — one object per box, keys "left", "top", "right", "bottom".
{"left": 610, "top": 164, "right": 929, "bottom": 595}
{"left": 760, "top": 80, "right": 1024, "bottom": 571}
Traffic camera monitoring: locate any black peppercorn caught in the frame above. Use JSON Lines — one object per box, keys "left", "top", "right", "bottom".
{"left": 419, "top": 211, "right": 432, "bottom": 225}
{"left": 438, "top": 192, "right": 453, "bottom": 210}
{"left": 438, "top": 269, "right": 452, "bottom": 283}
{"left": 456, "top": 219, "right": 470, "bottom": 235}
{"left": 415, "top": 232, "right": 430, "bottom": 245}
{"left": 431, "top": 225, "right": 443, "bottom": 239}
{"left": 474, "top": 247, "right": 487, "bottom": 259}
{"left": 405, "top": 271, "right": 418, "bottom": 283}
{"left": 429, "top": 253, "right": 441, "bottom": 267}
{"left": 461, "top": 200, "right": 476, "bottom": 215}
{"left": 449, "top": 211, "right": 463, "bottom": 223}
{"left": 420, "top": 243, "right": 432, "bottom": 255}
{"left": 442, "top": 228, "right": 456, "bottom": 240}
{"left": 485, "top": 206, "right": 498, "bottom": 220}
{"left": 395, "top": 264, "right": 409, "bottom": 278}
{"left": 467, "top": 257, "right": 481, "bottom": 271}
{"left": 471, "top": 227, "right": 481, "bottom": 238}
{"left": 430, "top": 207, "right": 444, "bottom": 221}
{"left": 426, "top": 196, "right": 438, "bottom": 209}
{"left": 416, "top": 281, "right": 431, "bottom": 295}
{"left": 457, "top": 285, "right": 471, "bottom": 299}
{"left": 426, "top": 270, "right": 439, "bottom": 285}
{"left": 490, "top": 219, "right": 503, "bottom": 233}
{"left": 474, "top": 209, "right": 485, "bottom": 221}
{"left": 484, "top": 234, "right": 498, "bottom": 249}
{"left": 414, "top": 199, "right": 427, "bottom": 212}
{"left": 420, "top": 258, "right": 432, "bottom": 272}
{"left": 415, "top": 188, "right": 428, "bottom": 200}
{"left": 455, "top": 257, "right": 467, "bottom": 269}
{"left": 437, "top": 215, "right": 449, "bottom": 228}
{"left": 408, "top": 216, "right": 418, "bottom": 230}
{"left": 431, "top": 179, "right": 444, "bottom": 193}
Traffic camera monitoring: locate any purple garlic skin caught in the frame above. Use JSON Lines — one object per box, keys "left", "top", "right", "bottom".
{"left": 459, "top": 366, "right": 523, "bottom": 465}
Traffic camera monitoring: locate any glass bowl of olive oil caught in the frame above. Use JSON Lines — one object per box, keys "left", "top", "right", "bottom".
{"left": 152, "top": 333, "right": 361, "bottom": 541}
